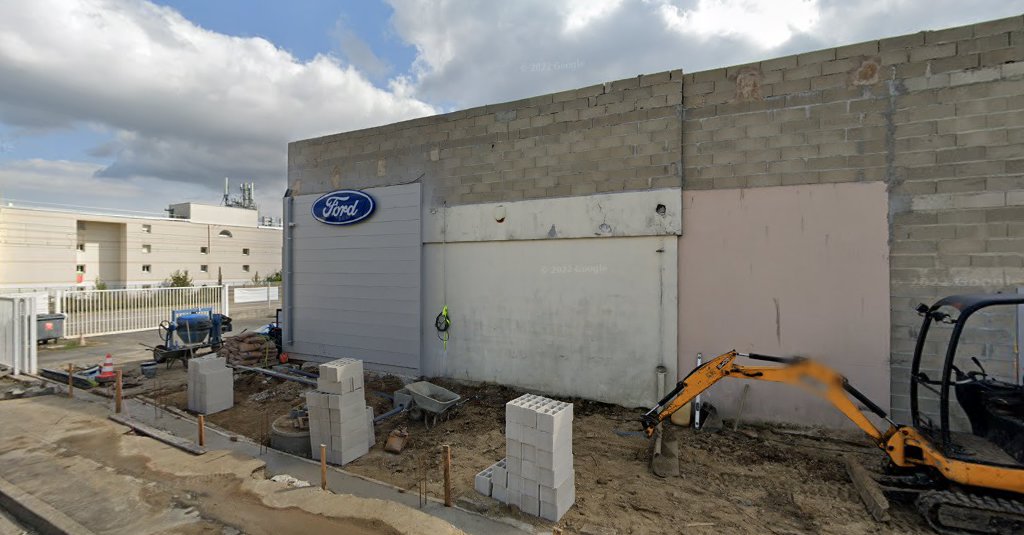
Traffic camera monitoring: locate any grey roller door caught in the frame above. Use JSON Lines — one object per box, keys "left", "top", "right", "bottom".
{"left": 284, "top": 183, "right": 421, "bottom": 374}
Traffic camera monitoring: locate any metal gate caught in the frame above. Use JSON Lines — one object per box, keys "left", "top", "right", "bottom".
{"left": 60, "top": 286, "right": 226, "bottom": 338}
{"left": 0, "top": 296, "right": 37, "bottom": 374}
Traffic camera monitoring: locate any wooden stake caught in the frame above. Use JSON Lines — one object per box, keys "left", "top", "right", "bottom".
{"left": 197, "top": 415, "right": 205, "bottom": 446}
{"left": 320, "top": 444, "right": 328, "bottom": 490}
{"left": 66, "top": 364, "right": 74, "bottom": 398}
{"left": 442, "top": 444, "right": 453, "bottom": 507}
{"left": 266, "top": 409, "right": 274, "bottom": 450}
{"left": 114, "top": 369, "right": 123, "bottom": 414}
{"left": 418, "top": 454, "right": 426, "bottom": 508}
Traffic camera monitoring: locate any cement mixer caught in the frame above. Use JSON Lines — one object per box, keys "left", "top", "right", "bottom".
{"left": 152, "top": 307, "right": 232, "bottom": 367}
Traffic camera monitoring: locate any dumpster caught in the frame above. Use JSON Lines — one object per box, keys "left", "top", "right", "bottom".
{"left": 37, "top": 313, "right": 66, "bottom": 344}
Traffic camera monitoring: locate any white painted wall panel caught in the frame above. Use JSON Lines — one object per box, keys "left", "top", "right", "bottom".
{"left": 284, "top": 183, "right": 421, "bottom": 373}
{"left": 422, "top": 235, "right": 677, "bottom": 407}
{"left": 423, "top": 188, "right": 681, "bottom": 243}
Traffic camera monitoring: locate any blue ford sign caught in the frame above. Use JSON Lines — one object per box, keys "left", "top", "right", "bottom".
{"left": 311, "top": 190, "right": 376, "bottom": 225}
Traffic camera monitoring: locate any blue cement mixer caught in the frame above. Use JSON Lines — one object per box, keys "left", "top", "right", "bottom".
{"left": 153, "top": 307, "right": 232, "bottom": 367}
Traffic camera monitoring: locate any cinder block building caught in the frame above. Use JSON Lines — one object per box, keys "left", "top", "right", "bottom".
{"left": 284, "top": 15, "right": 1024, "bottom": 429}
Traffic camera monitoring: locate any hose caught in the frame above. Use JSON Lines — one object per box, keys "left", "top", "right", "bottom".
{"left": 373, "top": 403, "right": 407, "bottom": 424}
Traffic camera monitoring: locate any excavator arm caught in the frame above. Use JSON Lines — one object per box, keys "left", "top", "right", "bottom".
{"left": 641, "top": 351, "right": 897, "bottom": 447}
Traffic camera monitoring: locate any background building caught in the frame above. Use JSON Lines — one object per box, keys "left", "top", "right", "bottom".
{"left": 284, "top": 15, "right": 1024, "bottom": 430}
{"left": 0, "top": 201, "right": 282, "bottom": 290}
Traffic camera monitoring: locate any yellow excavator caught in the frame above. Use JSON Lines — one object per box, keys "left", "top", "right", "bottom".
{"left": 642, "top": 294, "right": 1024, "bottom": 534}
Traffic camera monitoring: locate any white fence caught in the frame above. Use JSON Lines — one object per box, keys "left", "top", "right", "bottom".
{"left": 0, "top": 296, "right": 37, "bottom": 374}
{"left": 229, "top": 285, "right": 281, "bottom": 320}
{"left": 60, "top": 286, "right": 226, "bottom": 338}
{"left": 234, "top": 286, "right": 279, "bottom": 303}
{"left": 0, "top": 292, "right": 48, "bottom": 315}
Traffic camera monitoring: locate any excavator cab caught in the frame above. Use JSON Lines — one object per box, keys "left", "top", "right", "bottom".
{"left": 910, "top": 294, "right": 1024, "bottom": 468}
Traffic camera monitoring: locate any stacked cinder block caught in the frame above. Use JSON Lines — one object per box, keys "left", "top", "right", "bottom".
{"left": 187, "top": 355, "right": 233, "bottom": 414}
{"left": 305, "top": 358, "right": 371, "bottom": 465}
{"left": 477, "top": 394, "right": 574, "bottom": 522}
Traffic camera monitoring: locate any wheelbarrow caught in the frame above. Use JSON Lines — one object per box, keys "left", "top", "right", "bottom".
{"left": 393, "top": 381, "right": 462, "bottom": 428}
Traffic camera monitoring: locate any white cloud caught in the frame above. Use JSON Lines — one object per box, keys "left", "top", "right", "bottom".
{"left": 3, "top": 0, "right": 1024, "bottom": 219}
{"left": 0, "top": 158, "right": 219, "bottom": 216}
{"left": 388, "top": 0, "right": 1024, "bottom": 108}
{"left": 562, "top": 0, "right": 624, "bottom": 33}
{"left": 659, "top": 0, "right": 820, "bottom": 49}
{"left": 333, "top": 20, "right": 393, "bottom": 81}
{"left": 0, "top": 0, "right": 437, "bottom": 213}
{"left": 0, "top": 159, "right": 125, "bottom": 195}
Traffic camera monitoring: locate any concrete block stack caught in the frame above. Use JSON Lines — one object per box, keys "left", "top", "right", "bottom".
{"left": 187, "top": 355, "right": 234, "bottom": 414}
{"left": 476, "top": 394, "right": 575, "bottom": 522}
{"left": 305, "top": 358, "right": 371, "bottom": 465}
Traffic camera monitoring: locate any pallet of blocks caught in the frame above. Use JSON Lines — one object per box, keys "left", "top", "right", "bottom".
{"left": 476, "top": 394, "right": 575, "bottom": 521}
{"left": 187, "top": 355, "right": 234, "bottom": 415}
{"left": 305, "top": 358, "right": 372, "bottom": 465}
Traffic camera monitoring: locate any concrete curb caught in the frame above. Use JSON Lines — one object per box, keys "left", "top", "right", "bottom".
{"left": 0, "top": 474, "right": 96, "bottom": 535}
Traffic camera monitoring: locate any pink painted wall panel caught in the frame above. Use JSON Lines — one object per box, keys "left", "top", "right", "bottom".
{"left": 678, "top": 182, "right": 891, "bottom": 428}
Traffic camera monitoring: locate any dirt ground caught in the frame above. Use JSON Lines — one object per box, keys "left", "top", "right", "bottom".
{"left": 138, "top": 370, "right": 934, "bottom": 535}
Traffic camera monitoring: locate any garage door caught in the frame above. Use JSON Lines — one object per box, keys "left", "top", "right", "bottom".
{"left": 284, "top": 183, "right": 421, "bottom": 374}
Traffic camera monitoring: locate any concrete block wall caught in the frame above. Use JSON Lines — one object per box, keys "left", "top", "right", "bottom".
{"left": 286, "top": 14, "right": 1024, "bottom": 428}
{"left": 681, "top": 15, "right": 1024, "bottom": 424}
{"left": 477, "top": 394, "right": 574, "bottom": 521}
{"left": 306, "top": 358, "right": 371, "bottom": 465}
{"left": 288, "top": 71, "right": 682, "bottom": 206}
{"left": 187, "top": 356, "right": 233, "bottom": 414}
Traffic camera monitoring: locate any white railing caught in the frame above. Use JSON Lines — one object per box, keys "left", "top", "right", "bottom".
{"left": 60, "top": 286, "right": 227, "bottom": 338}
{"left": 233, "top": 286, "right": 279, "bottom": 303}
{"left": 0, "top": 291, "right": 48, "bottom": 314}
{"left": 0, "top": 296, "right": 37, "bottom": 374}
{"left": 228, "top": 285, "right": 281, "bottom": 320}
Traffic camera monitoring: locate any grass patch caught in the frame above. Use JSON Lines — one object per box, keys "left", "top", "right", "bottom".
{"left": 44, "top": 338, "right": 82, "bottom": 350}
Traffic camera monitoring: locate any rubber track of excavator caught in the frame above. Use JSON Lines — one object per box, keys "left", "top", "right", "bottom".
{"left": 916, "top": 490, "right": 1024, "bottom": 535}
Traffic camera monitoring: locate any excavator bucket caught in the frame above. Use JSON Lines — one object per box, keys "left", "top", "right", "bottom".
{"left": 650, "top": 426, "right": 680, "bottom": 478}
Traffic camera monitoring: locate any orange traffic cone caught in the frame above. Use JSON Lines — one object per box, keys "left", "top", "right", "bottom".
{"left": 97, "top": 353, "right": 116, "bottom": 382}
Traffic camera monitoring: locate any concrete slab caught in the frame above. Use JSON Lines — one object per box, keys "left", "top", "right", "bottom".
{"left": 0, "top": 391, "right": 498, "bottom": 535}
{"left": 0, "top": 473, "right": 95, "bottom": 535}
{"left": 110, "top": 395, "right": 530, "bottom": 534}
{"left": 0, "top": 506, "right": 32, "bottom": 535}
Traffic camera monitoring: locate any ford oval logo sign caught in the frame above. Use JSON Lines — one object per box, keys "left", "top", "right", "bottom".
{"left": 311, "top": 190, "right": 376, "bottom": 225}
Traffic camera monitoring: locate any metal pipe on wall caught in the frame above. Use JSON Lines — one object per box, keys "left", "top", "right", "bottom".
{"left": 694, "top": 352, "right": 703, "bottom": 430}
{"left": 656, "top": 365, "right": 667, "bottom": 401}
{"left": 283, "top": 195, "right": 294, "bottom": 346}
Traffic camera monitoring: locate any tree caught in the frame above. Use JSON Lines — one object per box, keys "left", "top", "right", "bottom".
{"left": 265, "top": 270, "right": 282, "bottom": 283}
{"left": 166, "top": 270, "right": 193, "bottom": 287}
{"left": 94, "top": 277, "right": 108, "bottom": 290}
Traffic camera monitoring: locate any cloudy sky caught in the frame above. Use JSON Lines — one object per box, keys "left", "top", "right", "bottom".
{"left": 1, "top": 0, "right": 1022, "bottom": 219}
